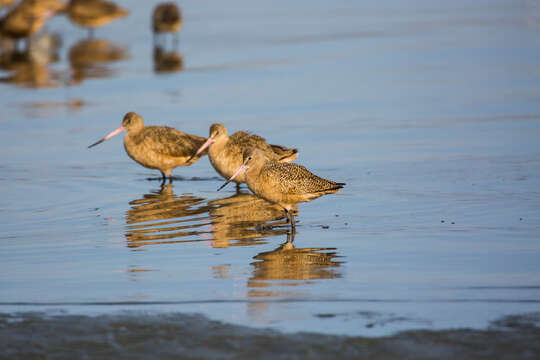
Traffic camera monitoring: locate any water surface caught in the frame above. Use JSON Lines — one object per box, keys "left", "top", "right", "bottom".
{"left": 1, "top": 0, "right": 540, "bottom": 344}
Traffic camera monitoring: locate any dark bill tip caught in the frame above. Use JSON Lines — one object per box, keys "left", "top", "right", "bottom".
{"left": 88, "top": 138, "right": 105, "bottom": 149}
{"left": 217, "top": 179, "right": 231, "bottom": 191}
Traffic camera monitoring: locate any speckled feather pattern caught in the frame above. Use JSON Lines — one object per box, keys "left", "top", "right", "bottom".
{"left": 229, "top": 131, "right": 282, "bottom": 159}
{"left": 209, "top": 129, "right": 298, "bottom": 183}
{"left": 129, "top": 126, "right": 206, "bottom": 158}
{"left": 124, "top": 125, "right": 207, "bottom": 176}
{"left": 245, "top": 156, "right": 344, "bottom": 209}
{"left": 258, "top": 161, "right": 343, "bottom": 195}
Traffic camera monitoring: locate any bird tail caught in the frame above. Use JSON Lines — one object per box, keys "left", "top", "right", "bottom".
{"left": 270, "top": 144, "right": 298, "bottom": 162}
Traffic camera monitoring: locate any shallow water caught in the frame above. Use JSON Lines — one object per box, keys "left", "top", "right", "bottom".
{"left": 1, "top": 0, "right": 540, "bottom": 348}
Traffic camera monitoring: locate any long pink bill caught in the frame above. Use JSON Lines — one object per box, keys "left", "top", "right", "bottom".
{"left": 217, "top": 164, "right": 246, "bottom": 191}
{"left": 188, "top": 137, "right": 213, "bottom": 162}
{"left": 88, "top": 126, "right": 125, "bottom": 149}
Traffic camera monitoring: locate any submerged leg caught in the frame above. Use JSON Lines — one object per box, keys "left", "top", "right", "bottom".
{"left": 285, "top": 208, "right": 296, "bottom": 232}
{"left": 165, "top": 170, "right": 173, "bottom": 184}
{"left": 158, "top": 171, "right": 167, "bottom": 186}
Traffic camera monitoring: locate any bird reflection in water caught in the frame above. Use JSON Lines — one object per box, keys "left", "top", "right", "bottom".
{"left": 248, "top": 232, "right": 342, "bottom": 298}
{"left": 0, "top": 32, "right": 62, "bottom": 88}
{"left": 208, "top": 191, "right": 292, "bottom": 248}
{"left": 124, "top": 183, "right": 212, "bottom": 248}
{"left": 68, "top": 37, "right": 128, "bottom": 85}
{"left": 153, "top": 45, "right": 183, "bottom": 73}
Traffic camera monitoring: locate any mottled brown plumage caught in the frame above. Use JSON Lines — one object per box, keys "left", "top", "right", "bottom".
{"left": 219, "top": 148, "right": 345, "bottom": 230}
{"left": 152, "top": 2, "right": 181, "bottom": 34}
{"left": 193, "top": 123, "right": 298, "bottom": 185}
{"left": 88, "top": 112, "right": 207, "bottom": 181}
{"left": 0, "top": 0, "right": 16, "bottom": 9}
{"left": 67, "top": 0, "right": 127, "bottom": 30}
{"left": 0, "top": 0, "right": 65, "bottom": 40}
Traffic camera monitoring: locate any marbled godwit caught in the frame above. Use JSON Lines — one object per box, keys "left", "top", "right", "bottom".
{"left": 0, "top": 0, "right": 16, "bottom": 10}
{"left": 0, "top": 0, "right": 65, "bottom": 47}
{"left": 152, "top": 2, "right": 181, "bottom": 45}
{"left": 88, "top": 112, "right": 208, "bottom": 182}
{"left": 218, "top": 148, "right": 345, "bottom": 230}
{"left": 191, "top": 123, "right": 298, "bottom": 187}
{"left": 67, "top": 0, "right": 128, "bottom": 36}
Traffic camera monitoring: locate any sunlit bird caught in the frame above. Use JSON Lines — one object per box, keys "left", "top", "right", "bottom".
{"left": 0, "top": 0, "right": 66, "bottom": 46}
{"left": 67, "top": 0, "right": 128, "bottom": 36}
{"left": 152, "top": 2, "right": 181, "bottom": 44}
{"left": 88, "top": 112, "right": 208, "bottom": 182}
{"left": 0, "top": 0, "right": 16, "bottom": 10}
{"left": 191, "top": 123, "right": 298, "bottom": 188}
{"left": 218, "top": 148, "right": 345, "bottom": 230}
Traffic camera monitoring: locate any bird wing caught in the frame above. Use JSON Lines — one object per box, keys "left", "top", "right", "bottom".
{"left": 262, "top": 162, "right": 342, "bottom": 195}
{"left": 230, "top": 131, "right": 275, "bottom": 152}
{"left": 70, "top": 0, "right": 121, "bottom": 17}
{"left": 137, "top": 126, "right": 207, "bottom": 158}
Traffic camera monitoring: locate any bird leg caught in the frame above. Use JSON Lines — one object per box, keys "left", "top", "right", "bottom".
{"left": 173, "top": 32, "right": 179, "bottom": 50}
{"left": 159, "top": 171, "right": 167, "bottom": 186}
{"left": 285, "top": 208, "right": 296, "bottom": 232}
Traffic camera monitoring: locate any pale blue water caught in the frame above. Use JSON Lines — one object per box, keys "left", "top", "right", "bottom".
{"left": 1, "top": 0, "right": 540, "bottom": 338}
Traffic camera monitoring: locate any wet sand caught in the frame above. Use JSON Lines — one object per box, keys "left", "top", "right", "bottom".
{"left": 1, "top": 312, "right": 540, "bottom": 359}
